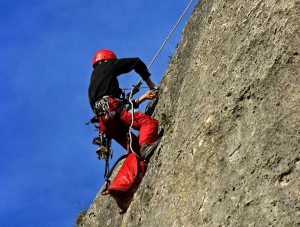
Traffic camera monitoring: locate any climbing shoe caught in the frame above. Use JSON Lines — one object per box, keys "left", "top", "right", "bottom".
{"left": 140, "top": 129, "right": 164, "bottom": 161}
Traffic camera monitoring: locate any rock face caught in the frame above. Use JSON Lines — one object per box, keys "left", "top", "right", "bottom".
{"left": 80, "top": 0, "right": 300, "bottom": 226}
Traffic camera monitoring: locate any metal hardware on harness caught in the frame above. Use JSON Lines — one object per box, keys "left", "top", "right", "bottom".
{"left": 94, "top": 96, "right": 129, "bottom": 120}
{"left": 94, "top": 96, "right": 111, "bottom": 120}
{"left": 92, "top": 133, "right": 113, "bottom": 178}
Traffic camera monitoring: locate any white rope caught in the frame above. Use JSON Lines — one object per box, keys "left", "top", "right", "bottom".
{"left": 148, "top": 0, "right": 195, "bottom": 69}
{"left": 128, "top": 87, "right": 139, "bottom": 157}
{"left": 128, "top": 0, "right": 196, "bottom": 155}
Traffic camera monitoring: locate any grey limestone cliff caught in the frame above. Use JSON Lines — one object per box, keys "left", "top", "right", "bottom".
{"left": 80, "top": 0, "right": 300, "bottom": 226}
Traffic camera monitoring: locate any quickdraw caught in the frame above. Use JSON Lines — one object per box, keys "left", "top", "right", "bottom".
{"left": 92, "top": 133, "right": 113, "bottom": 178}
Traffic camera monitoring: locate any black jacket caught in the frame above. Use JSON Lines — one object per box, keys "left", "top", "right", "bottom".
{"left": 88, "top": 58, "right": 151, "bottom": 109}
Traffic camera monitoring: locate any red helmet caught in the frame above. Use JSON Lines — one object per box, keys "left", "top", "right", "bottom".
{"left": 92, "top": 49, "right": 117, "bottom": 67}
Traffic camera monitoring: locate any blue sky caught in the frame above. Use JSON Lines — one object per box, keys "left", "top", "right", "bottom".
{"left": 0, "top": 1, "right": 197, "bottom": 226}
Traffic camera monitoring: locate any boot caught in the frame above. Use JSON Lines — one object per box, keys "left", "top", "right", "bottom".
{"left": 140, "top": 137, "right": 162, "bottom": 161}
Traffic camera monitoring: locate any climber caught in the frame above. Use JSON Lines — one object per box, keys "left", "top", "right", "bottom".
{"left": 88, "top": 49, "right": 159, "bottom": 159}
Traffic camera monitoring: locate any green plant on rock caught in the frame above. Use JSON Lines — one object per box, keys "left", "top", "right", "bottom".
{"left": 161, "top": 113, "right": 173, "bottom": 131}
{"left": 142, "top": 191, "right": 152, "bottom": 207}
{"left": 74, "top": 210, "right": 87, "bottom": 227}
{"left": 74, "top": 201, "right": 88, "bottom": 227}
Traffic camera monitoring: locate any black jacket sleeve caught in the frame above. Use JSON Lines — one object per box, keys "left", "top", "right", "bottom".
{"left": 111, "top": 58, "right": 151, "bottom": 80}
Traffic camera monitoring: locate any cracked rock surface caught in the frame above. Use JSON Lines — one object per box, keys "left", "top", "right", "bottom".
{"left": 80, "top": 0, "right": 300, "bottom": 226}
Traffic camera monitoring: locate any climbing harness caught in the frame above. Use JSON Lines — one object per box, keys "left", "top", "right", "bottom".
{"left": 94, "top": 96, "right": 111, "bottom": 120}
{"left": 93, "top": 96, "right": 129, "bottom": 120}
{"left": 90, "top": 95, "right": 137, "bottom": 178}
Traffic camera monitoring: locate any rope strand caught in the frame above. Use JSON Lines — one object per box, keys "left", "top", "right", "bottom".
{"left": 128, "top": 87, "right": 140, "bottom": 157}
{"left": 128, "top": 0, "right": 196, "bottom": 154}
